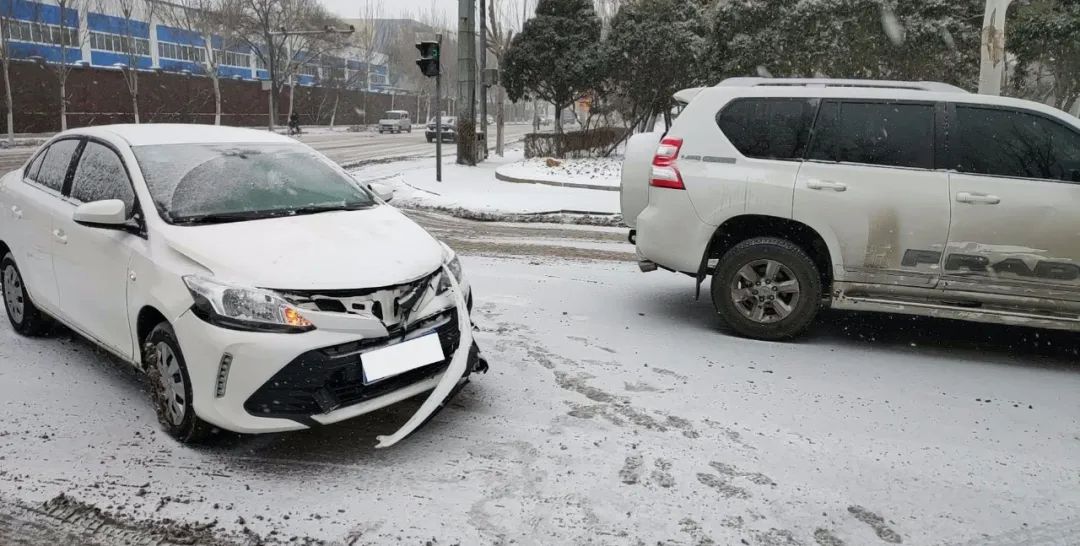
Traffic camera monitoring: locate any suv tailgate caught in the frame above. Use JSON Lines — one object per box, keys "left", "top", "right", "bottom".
{"left": 620, "top": 132, "right": 662, "bottom": 228}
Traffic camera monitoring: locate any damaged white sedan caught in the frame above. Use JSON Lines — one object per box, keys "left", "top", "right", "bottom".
{"left": 0, "top": 124, "right": 485, "bottom": 446}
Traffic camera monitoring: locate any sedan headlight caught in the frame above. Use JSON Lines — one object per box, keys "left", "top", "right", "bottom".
{"left": 183, "top": 276, "right": 315, "bottom": 333}
{"left": 436, "top": 247, "right": 465, "bottom": 294}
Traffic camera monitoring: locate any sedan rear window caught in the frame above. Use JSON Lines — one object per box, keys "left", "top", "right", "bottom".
{"left": 132, "top": 143, "right": 376, "bottom": 224}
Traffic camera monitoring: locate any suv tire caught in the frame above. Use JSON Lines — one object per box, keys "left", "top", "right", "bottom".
{"left": 145, "top": 322, "right": 214, "bottom": 443}
{"left": 711, "top": 237, "right": 821, "bottom": 341}
{"left": 2, "top": 253, "right": 52, "bottom": 336}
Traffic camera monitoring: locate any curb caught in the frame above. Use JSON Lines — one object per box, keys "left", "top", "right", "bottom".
{"left": 494, "top": 168, "right": 620, "bottom": 192}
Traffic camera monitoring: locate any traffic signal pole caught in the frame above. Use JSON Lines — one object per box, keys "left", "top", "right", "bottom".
{"left": 416, "top": 35, "right": 444, "bottom": 181}
{"left": 435, "top": 35, "right": 443, "bottom": 182}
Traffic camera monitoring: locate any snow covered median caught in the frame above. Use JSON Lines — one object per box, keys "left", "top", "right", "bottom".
{"left": 494, "top": 156, "right": 621, "bottom": 191}
{"left": 350, "top": 148, "right": 622, "bottom": 224}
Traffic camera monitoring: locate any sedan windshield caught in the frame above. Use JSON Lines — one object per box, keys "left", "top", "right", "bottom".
{"left": 133, "top": 143, "right": 376, "bottom": 224}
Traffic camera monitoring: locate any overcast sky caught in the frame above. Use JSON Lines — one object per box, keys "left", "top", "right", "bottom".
{"left": 321, "top": 0, "right": 455, "bottom": 20}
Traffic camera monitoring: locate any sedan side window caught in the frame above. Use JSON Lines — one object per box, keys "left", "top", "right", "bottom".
{"left": 953, "top": 106, "right": 1080, "bottom": 183}
{"left": 34, "top": 139, "right": 81, "bottom": 192}
{"left": 24, "top": 149, "right": 47, "bottom": 181}
{"left": 69, "top": 142, "right": 136, "bottom": 217}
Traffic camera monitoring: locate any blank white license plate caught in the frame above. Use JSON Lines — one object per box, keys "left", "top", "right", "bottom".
{"left": 362, "top": 333, "right": 445, "bottom": 383}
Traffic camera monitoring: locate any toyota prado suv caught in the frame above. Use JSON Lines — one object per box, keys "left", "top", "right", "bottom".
{"left": 622, "top": 78, "right": 1080, "bottom": 340}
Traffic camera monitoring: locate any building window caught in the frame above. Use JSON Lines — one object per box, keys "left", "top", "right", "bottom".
{"left": 90, "top": 31, "right": 150, "bottom": 56}
{"left": 298, "top": 63, "right": 318, "bottom": 77}
{"left": 9, "top": 20, "right": 79, "bottom": 47}
{"left": 158, "top": 41, "right": 205, "bottom": 63}
{"left": 219, "top": 50, "right": 249, "bottom": 68}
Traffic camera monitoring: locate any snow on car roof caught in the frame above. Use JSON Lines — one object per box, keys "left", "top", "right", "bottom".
{"left": 72, "top": 124, "right": 296, "bottom": 147}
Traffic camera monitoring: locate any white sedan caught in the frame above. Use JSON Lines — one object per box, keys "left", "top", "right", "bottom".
{"left": 0, "top": 124, "right": 486, "bottom": 446}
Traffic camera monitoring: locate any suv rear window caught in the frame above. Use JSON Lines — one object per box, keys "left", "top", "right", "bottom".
{"left": 953, "top": 106, "right": 1080, "bottom": 182}
{"left": 809, "top": 101, "right": 934, "bottom": 169}
{"left": 717, "top": 98, "right": 815, "bottom": 160}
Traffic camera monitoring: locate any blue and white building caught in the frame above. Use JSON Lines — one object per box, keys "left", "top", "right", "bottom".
{"left": 0, "top": 0, "right": 391, "bottom": 90}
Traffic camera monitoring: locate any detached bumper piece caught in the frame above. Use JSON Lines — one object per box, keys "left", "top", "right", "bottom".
{"left": 244, "top": 310, "right": 479, "bottom": 421}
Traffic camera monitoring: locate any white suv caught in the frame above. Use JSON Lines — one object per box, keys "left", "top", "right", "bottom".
{"left": 0, "top": 124, "right": 484, "bottom": 446}
{"left": 622, "top": 78, "right": 1080, "bottom": 340}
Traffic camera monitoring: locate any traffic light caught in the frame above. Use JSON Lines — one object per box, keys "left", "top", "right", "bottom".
{"left": 416, "top": 40, "right": 440, "bottom": 78}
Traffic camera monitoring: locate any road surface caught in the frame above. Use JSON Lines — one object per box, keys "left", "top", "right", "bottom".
{"left": 1, "top": 207, "right": 1078, "bottom": 545}
{"left": 0, "top": 124, "right": 532, "bottom": 173}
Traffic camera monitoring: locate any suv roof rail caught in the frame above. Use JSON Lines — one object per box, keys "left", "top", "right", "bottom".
{"left": 715, "top": 77, "right": 968, "bottom": 94}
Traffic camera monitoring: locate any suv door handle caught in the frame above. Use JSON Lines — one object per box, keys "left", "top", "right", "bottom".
{"left": 806, "top": 179, "right": 847, "bottom": 192}
{"left": 53, "top": 228, "right": 67, "bottom": 244}
{"left": 956, "top": 192, "right": 1000, "bottom": 205}
{"left": 10, "top": 205, "right": 22, "bottom": 219}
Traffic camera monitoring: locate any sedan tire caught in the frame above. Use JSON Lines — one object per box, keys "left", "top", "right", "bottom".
{"left": 711, "top": 237, "right": 821, "bottom": 341}
{"left": 145, "top": 322, "right": 214, "bottom": 443}
{"left": 1, "top": 252, "right": 52, "bottom": 336}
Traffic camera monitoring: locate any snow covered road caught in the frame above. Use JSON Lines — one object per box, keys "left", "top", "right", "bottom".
{"left": 1, "top": 215, "right": 1078, "bottom": 545}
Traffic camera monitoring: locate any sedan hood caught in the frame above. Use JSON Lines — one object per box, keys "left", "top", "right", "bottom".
{"left": 162, "top": 205, "right": 445, "bottom": 290}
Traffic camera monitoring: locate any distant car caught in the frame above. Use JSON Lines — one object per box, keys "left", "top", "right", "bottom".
{"left": 0, "top": 124, "right": 486, "bottom": 445}
{"left": 378, "top": 110, "right": 411, "bottom": 134}
{"left": 426, "top": 117, "right": 485, "bottom": 143}
{"left": 623, "top": 77, "right": 1080, "bottom": 340}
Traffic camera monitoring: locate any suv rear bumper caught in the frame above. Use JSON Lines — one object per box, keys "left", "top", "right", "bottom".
{"left": 635, "top": 188, "right": 715, "bottom": 274}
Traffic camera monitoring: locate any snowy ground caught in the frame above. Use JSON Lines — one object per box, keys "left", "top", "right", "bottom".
{"left": 495, "top": 156, "right": 622, "bottom": 190}
{"left": 351, "top": 148, "right": 620, "bottom": 218}
{"left": 1, "top": 222, "right": 1078, "bottom": 545}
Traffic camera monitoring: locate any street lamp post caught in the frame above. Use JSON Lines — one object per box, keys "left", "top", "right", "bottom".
{"left": 978, "top": 0, "right": 1014, "bottom": 96}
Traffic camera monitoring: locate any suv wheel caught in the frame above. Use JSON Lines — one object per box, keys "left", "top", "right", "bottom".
{"left": 711, "top": 237, "right": 821, "bottom": 341}
{"left": 145, "top": 322, "right": 213, "bottom": 443}
{"left": 2, "top": 253, "right": 52, "bottom": 336}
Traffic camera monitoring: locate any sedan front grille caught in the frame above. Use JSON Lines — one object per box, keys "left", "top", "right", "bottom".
{"left": 243, "top": 310, "right": 463, "bottom": 418}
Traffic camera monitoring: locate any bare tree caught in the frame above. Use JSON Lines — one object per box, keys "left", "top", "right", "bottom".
{"left": 33, "top": 0, "right": 86, "bottom": 131}
{"left": 98, "top": 0, "right": 155, "bottom": 123}
{"left": 162, "top": 0, "right": 245, "bottom": 125}
{"left": 0, "top": 0, "right": 17, "bottom": 144}
{"left": 348, "top": 0, "right": 390, "bottom": 126}
{"left": 485, "top": 0, "right": 530, "bottom": 156}
{"left": 242, "top": 0, "right": 344, "bottom": 128}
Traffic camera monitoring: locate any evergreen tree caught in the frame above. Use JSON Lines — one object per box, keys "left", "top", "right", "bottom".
{"left": 502, "top": 0, "right": 603, "bottom": 135}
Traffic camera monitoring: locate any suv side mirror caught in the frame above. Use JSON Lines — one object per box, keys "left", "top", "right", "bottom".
{"left": 73, "top": 199, "right": 127, "bottom": 228}
{"left": 369, "top": 183, "right": 394, "bottom": 202}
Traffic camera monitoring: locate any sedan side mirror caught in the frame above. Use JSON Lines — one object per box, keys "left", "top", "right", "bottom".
{"left": 370, "top": 183, "right": 394, "bottom": 202}
{"left": 73, "top": 199, "right": 127, "bottom": 228}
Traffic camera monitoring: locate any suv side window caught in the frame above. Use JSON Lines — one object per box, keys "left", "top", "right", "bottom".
{"left": 809, "top": 101, "right": 934, "bottom": 169}
{"left": 717, "top": 98, "right": 815, "bottom": 160}
{"left": 33, "top": 139, "right": 81, "bottom": 192}
{"left": 953, "top": 105, "right": 1080, "bottom": 182}
{"left": 69, "top": 142, "right": 136, "bottom": 216}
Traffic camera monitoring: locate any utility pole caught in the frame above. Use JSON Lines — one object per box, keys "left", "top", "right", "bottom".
{"left": 479, "top": 0, "right": 488, "bottom": 160}
{"left": 978, "top": 0, "right": 1014, "bottom": 96}
{"left": 457, "top": 0, "right": 477, "bottom": 165}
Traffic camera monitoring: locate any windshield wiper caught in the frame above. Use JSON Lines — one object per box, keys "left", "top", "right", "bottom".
{"left": 170, "top": 203, "right": 372, "bottom": 225}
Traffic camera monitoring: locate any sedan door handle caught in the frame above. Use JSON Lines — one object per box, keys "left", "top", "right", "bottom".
{"left": 10, "top": 205, "right": 21, "bottom": 219}
{"left": 52, "top": 229, "right": 67, "bottom": 244}
{"left": 956, "top": 192, "right": 1000, "bottom": 205}
{"left": 806, "top": 179, "right": 847, "bottom": 192}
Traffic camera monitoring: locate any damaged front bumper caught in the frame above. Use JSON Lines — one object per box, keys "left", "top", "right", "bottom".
{"left": 173, "top": 265, "right": 484, "bottom": 446}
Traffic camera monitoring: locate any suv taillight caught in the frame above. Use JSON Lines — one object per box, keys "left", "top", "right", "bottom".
{"left": 650, "top": 137, "right": 684, "bottom": 190}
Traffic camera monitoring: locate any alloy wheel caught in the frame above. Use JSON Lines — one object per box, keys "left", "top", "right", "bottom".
{"left": 729, "top": 259, "right": 802, "bottom": 324}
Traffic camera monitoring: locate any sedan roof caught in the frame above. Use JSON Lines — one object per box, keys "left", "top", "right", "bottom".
{"left": 68, "top": 124, "right": 296, "bottom": 147}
